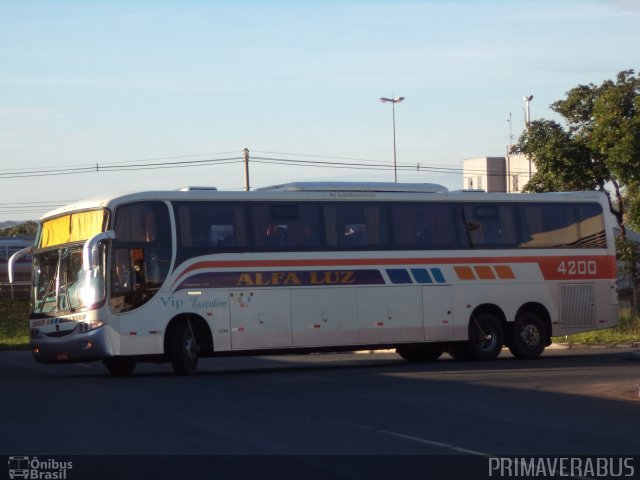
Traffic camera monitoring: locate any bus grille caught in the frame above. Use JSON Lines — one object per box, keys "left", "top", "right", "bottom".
{"left": 559, "top": 284, "right": 596, "bottom": 328}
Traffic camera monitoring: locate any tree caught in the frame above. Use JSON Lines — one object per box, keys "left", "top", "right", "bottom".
{"left": 515, "top": 70, "right": 640, "bottom": 236}
{"left": 0, "top": 221, "right": 38, "bottom": 237}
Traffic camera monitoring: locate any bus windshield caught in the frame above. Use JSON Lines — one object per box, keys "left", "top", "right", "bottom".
{"left": 32, "top": 245, "right": 106, "bottom": 315}
{"left": 31, "top": 209, "right": 109, "bottom": 315}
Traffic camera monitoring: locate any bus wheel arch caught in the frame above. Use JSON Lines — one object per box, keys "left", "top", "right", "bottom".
{"left": 507, "top": 303, "right": 550, "bottom": 359}
{"left": 465, "top": 304, "right": 506, "bottom": 360}
{"left": 164, "top": 313, "right": 213, "bottom": 375}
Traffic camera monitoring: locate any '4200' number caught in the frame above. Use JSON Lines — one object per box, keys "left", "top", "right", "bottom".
{"left": 557, "top": 260, "right": 597, "bottom": 275}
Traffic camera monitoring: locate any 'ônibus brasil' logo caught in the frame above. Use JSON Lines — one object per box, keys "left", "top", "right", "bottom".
{"left": 8, "top": 456, "right": 73, "bottom": 479}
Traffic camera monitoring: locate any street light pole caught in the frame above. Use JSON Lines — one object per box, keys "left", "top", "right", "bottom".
{"left": 523, "top": 94, "right": 533, "bottom": 129}
{"left": 380, "top": 96, "right": 405, "bottom": 183}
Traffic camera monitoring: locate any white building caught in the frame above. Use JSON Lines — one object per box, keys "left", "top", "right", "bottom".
{"left": 463, "top": 153, "right": 536, "bottom": 193}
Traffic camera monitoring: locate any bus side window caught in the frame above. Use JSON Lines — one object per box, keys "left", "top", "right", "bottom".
{"left": 110, "top": 201, "right": 171, "bottom": 312}
{"left": 174, "top": 202, "right": 247, "bottom": 264}
{"left": 391, "top": 203, "right": 458, "bottom": 249}
{"left": 463, "top": 204, "right": 517, "bottom": 248}
{"left": 518, "top": 203, "right": 579, "bottom": 248}
{"left": 251, "top": 203, "right": 320, "bottom": 250}
{"left": 577, "top": 204, "right": 606, "bottom": 248}
{"left": 324, "top": 204, "right": 389, "bottom": 248}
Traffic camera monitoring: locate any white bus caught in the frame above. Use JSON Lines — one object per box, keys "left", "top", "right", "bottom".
{"left": 9, "top": 182, "right": 618, "bottom": 375}
{"left": 1, "top": 236, "right": 34, "bottom": 299}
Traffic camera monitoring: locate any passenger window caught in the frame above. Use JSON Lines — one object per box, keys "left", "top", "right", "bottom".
{"left": 324, "top": 204, "right": 389, "bottom": 248}
{"left": 174, "top": 203, "right": 247, "bottom": 264}
{"left": 251, "top": 203, "right": 320, "bottom": 249}
{"left": 176, "top": 203, "right": 246, "bottom": 248}
{"left": 463, "top": 204, "right": 517, "bottom": 248}
{"left": 577, "top": 204, "right": 606, "bottom": 248}
{"left": 391, "top": 203, "right": 459, "bottom": 249}
{"left": 519, "top": 203, "right": 579, "bottom": 248}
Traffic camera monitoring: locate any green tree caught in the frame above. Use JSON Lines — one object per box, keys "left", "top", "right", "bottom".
{"left": 0, "top": 221, "right": 38, "bottom": 237}
{"left": 516, "top": 70, "right": 640, "bottom": 236}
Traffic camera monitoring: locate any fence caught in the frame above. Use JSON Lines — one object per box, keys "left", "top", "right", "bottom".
{"left": 0, "top": 281, "right": 30, "bottom": 300}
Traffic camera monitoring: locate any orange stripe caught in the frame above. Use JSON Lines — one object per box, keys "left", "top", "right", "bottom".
{"left": 454, "top": 266, "right": 476, "bottom": 280}
{"left": 494, "top": 265, "right": 515, "bottom": 279}
{"left": 474, "top": 266, "right": 495, "bottom": 280}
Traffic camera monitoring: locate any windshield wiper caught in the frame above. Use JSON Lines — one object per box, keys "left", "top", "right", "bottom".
{"left": 36, "top": 276, "right": 56, "bottom": 313}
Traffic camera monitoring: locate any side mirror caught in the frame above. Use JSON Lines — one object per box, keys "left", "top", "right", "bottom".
{"left": 8, "top": 247, "right": 34, "bottom": 284}
{"left": 83, "top": 231, "right": 116, "bottom": 271}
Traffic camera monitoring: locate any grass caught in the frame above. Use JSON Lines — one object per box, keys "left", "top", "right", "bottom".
{"left": 0, "top": 299, "right": 30, "bottom": 349}
{"left": 552, "top": 312, "right": 640, "bottom": 345}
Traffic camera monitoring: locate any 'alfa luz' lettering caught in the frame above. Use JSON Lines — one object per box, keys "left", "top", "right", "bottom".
{"left": 236, "top": 271, "right": 355, "bottom": 287}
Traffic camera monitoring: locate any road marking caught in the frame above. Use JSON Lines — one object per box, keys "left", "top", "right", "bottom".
{"left": 378, "top": 429, "right": 488, "bottom": 456}
{"left": 333, "top": 419, "right": 489, "bottom": 456}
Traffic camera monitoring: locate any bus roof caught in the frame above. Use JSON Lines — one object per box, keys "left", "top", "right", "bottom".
{"left": 39, "top": 182, "right": 610, "bottom": 221}
{"left": 257, "top": 182, "right": 449, "bottom": 193}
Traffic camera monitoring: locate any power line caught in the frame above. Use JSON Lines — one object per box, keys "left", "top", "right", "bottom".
{"left": 0, "top": 149, "right": 533, "bottom": 180}
{"left": 0, "top": 149, "right": 535, "bottom": 220}
{"left": 0, "top": 156, "right": 243, "bottom": 179}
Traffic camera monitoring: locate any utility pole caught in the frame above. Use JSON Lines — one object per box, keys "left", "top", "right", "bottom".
{"left": 507, "top": 112, "right": 513, "bottom": 193}
{"left": 243, "top": 148, "right": 250, "bottom": 191}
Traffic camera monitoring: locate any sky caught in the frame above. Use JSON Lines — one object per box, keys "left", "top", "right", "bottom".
{"left": 1, "top": 0, "right": 639, "bottom": 222}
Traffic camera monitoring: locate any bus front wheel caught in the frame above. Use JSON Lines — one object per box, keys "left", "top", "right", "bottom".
{"left": 508, "top": 312, "right": 547, "bottom": 359}
{"left": 103, "top": 357, "right": 136, "bottom": 376}
{"left": 170, "top": 320, "right": 199, "bottom": 375}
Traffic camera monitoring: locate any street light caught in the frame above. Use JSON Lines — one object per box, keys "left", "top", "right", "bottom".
{"left": 379, "top": 96, "right": 405, "bottom": 183}
{"left": 523, "top": 95, "right": 533, "bottom": 128}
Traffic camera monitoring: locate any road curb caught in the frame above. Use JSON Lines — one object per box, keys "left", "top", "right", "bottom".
{"left": 549, "top": 343, "right": 640, "bottom": 361}
{"left": 551, "top": 342, "right": 640, "bottom": 351}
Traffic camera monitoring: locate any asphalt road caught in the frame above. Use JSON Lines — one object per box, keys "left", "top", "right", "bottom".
{"left": 1, "top": 348, "right": 639, "bottom": 479}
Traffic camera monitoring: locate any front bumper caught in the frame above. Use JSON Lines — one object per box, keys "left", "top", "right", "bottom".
{"left": 31, "top": 325, "right": 114, "bottom": 363}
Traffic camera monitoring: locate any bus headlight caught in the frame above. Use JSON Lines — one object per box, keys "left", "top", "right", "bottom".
{"left": 77, "top": 320, "right": 104, "bottom": 333}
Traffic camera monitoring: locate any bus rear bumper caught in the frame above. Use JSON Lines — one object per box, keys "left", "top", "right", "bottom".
{"left": 31, "top": 326, "right": 113, "bottom": 364}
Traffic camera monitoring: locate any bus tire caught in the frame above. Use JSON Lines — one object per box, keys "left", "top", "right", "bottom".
{"left": 103, "top": 357, "right": 136, "bottom": 376}
{"left": 468, "top": 313, "right": 504, "bottom": 360}
{"left": 170, "top": 320, "right": 199, "bottom": 375}
{"left": 397, "top": 344, "right": 444, "bottom": 362}
{"left": 508, "top": 312, "right": 546, "bottom": 359}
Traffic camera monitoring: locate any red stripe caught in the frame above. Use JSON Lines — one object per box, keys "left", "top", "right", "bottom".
{"left": 172, "top": 254, "right": 616, "bottom": 287}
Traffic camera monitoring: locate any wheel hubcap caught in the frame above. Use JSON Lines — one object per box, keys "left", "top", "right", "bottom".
{"left": 184, "top": 333, "right": 197, "bottom": 363}
{"left": 479, "top": 329, "right": 496, "bottom": 351}
{"left": 520, "top": 324, "right": 540, "bottom": 348}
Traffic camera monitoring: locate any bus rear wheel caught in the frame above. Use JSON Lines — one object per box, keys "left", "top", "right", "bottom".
{"left": 508, "top": 312, "right": 547, "bottom": 359}
{"left": 170, "top": 320, "right": 199, "bottom": 375}
{"left": 467, "top": 313, "right": 504, "bottom": 360}
{"left": 397, "top": 343, "right": 444, "bottom": 362}
{"left": 103, "top": 357, "right": 136, "bottom": 376}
